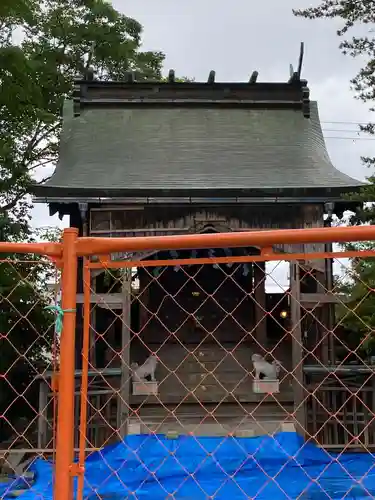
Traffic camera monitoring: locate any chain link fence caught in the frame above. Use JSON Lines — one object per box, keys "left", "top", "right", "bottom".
{"left": 2, "top": 227, "right": 375, "bottom": 498}
{"left": 0, "top": 251, "right": 60, "bottom": 497}
{"left": 73, "top": 231, "right": 375, "bottom": 498}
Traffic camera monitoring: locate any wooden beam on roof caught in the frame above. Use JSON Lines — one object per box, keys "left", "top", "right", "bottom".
{"left": 297, "top": 41, "right": 304, "bottom": 78}
{"left": 289, "top": 43, "right": 305, "bottom": 83}
{"left": 86, "top": 66, "right": 94, "bottom": 81}
{"left": 207, "top": 70, "right": 215, "bottom": 84}
{"left": 125, "top": 71, "right": 135, "bottom": 83}
{"left": 289, "top": 66, "right": 299, "bottom": 83}
{"left": 249, "top": 71, "right": 258, "bottom": 84}
{"left": 168, "top": 69, "right": 175, "bottom": 83}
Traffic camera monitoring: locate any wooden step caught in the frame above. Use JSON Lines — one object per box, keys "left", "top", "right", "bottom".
{"left": 128, "top": 402, "right": 295, "bottom": 437}
{"left": 128, "top": 416, "right": 295, "bottom": 437}
{"left": 134, "top": 402, "right": 293, "bottom": 419}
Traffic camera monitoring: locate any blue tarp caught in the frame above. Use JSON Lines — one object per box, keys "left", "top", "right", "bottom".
{"left": 3, "top": 432, "right": 375, "bottom": 498}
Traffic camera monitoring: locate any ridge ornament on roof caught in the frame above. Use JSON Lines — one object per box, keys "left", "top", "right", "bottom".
{"left": 72, "top": 43, "right": 310, "bottom": 119}
{"left": 32, "top": 43, "right": 363, "bottom": 202}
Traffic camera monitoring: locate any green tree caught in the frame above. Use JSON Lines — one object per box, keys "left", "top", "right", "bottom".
{"left": 0, "top": 0, "right": 165, "bottom": 214}
{"left": 293, "top": 1, "right": 375, "bottom": 212}
{"left": 293, "top": 2, "right": 375, "bottom": 353}
{"left": 293, "top": 2, "right": 375, "bottom": 114}
{"left": 0, "top": 219, "right": 57, "bottom": 444}
{"left": 0, "top": 0, "right": 165, "bottom": 445}
{"left": 0, "top": 0, "right": 37, "bottom": 43}
{"left": 335, "top": 242, "right": 375, "bottom": 357}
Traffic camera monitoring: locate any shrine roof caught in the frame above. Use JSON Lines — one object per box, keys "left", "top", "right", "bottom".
{"left": 33, "top": 74, "right": 363, "bottom": 202}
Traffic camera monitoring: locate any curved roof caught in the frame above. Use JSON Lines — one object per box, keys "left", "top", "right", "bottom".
{"left": 34, "top": 99, "right": 363, "bottom": 199}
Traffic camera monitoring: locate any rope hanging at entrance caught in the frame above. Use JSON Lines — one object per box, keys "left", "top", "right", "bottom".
{"left": 152, "top": 249, "right": 252, "bottom": 276}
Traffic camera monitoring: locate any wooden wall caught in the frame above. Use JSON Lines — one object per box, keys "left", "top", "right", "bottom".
{"left": 88, "top": 203, "right": 326, "bottom": 267}
{"left": 89, "top": 204, "right": 312, "bottom": 236}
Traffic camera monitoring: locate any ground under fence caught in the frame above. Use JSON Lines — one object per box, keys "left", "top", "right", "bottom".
{"left": 1, "top": 226, "right": 375, "bottom": 498}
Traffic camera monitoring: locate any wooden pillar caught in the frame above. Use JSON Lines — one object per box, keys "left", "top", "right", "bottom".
{"left": 37, "top": 380, "right": 49, "bottom": 448}
{"left": 254, "top": 261, "right": 267, "bottom": 349}
{"left": 118, "top": 269, "right": 131, "bottom": 438}
{"left": 325, "top": 242, "right": 335, "bottom": 363}
{"left": 139, "top": 272, "right": 150, "bottom": 332}
{"left": 104, "top": 325, "right": 116, "bottom": 366}
{"left": 290, "top": 261, "right": 306, "bottom": 436}
{"left": 315, "top": 269, "right": 330, "bottom": 364}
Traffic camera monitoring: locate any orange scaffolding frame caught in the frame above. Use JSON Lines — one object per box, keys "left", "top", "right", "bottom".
{"left": 1, "top": 223, "right": 375, "bottom": 499}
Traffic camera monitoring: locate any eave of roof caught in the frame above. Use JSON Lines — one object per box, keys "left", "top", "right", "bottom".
{"left": 33, "top": 187, "right": 363, "bottom": 205}
{"left": 33, "top": 76, "right": 363, "bottom": 200}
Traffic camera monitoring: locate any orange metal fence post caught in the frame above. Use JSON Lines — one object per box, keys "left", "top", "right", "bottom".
{"left": 54, "top": 228, "right": 79, "bottom": 500}
{"left": 64, "top": 227, "right": 375, "bottom": 496}
{"left": 77, "top": 258, "right": 91, "bottom": 499}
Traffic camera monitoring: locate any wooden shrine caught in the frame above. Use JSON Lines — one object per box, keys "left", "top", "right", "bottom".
{"left": 33, "top": 50, "right": 365, "bottom": 449}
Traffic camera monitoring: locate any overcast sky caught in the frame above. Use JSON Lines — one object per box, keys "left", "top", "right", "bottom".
{"left": 31, "top": 0, "right": 375, "bottom": 289}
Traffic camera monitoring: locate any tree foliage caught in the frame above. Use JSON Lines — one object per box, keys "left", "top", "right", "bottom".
{"left": 0, "top": 264, "right": 55, "bottom": 443}
{"left": 0, "top": 221, "right": 57, "bottom": 442}
{"left": 0, "top": 0, "right": 165, "bottom": 215}
{"left": 0, "top": 0, "right": 165, "bottom": 443}
{"left": 294, "top": 1, "right": 375, "bottom": 175}
{"left": 294, "top": 2, "right": 375, "bottom": 354}
{"left": 335, "top": 242, "right": 375, "bottom": 356}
